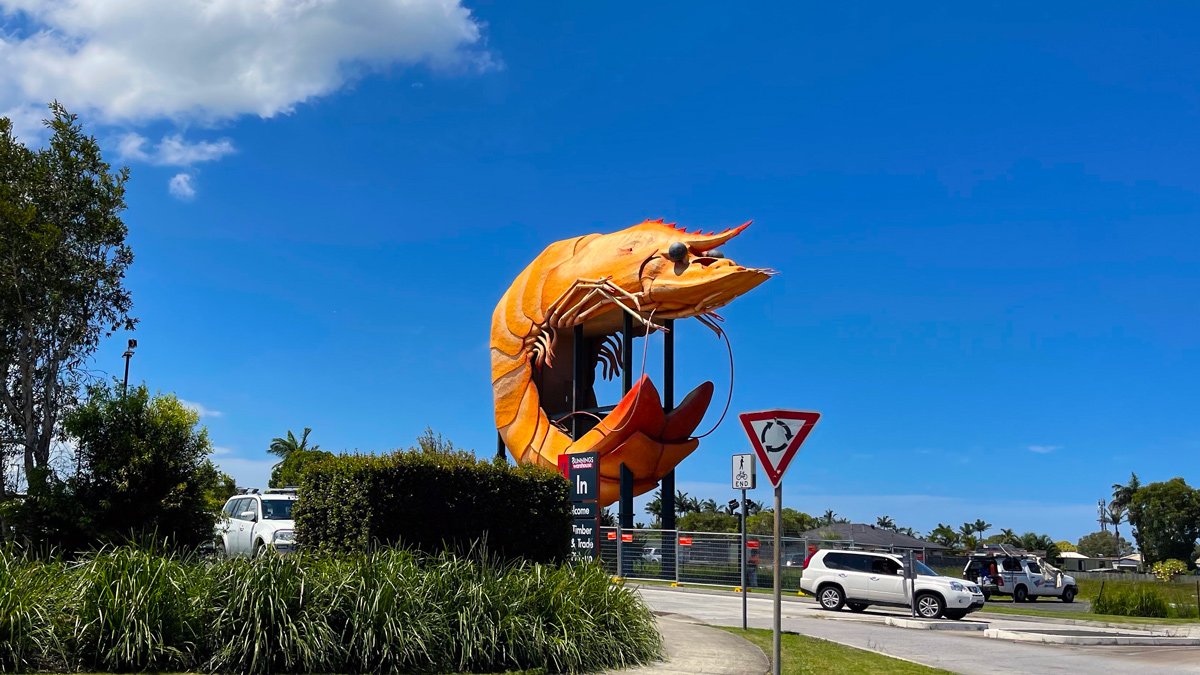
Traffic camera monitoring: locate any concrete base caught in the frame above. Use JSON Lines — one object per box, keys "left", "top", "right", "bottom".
{"left": 886, "top": 617, "right": 987, "bottom": 631}
{"left": 985, "top": 628, "right": 1200, "bottom": 646}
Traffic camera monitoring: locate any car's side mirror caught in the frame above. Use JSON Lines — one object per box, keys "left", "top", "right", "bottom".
{"left": 895, "top": 568, "right": 905, "bottom": 575}
{"left": 239, "top": 510, "right": 257, "bottom": 522}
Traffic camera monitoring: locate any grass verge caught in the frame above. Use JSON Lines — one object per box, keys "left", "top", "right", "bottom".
{"left": 723, "top": 627, "right": 953, "bottom": 675}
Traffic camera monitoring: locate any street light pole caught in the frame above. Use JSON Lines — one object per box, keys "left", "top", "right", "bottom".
{"left": 122, "top": 339, "right": 137, "bottom": 395}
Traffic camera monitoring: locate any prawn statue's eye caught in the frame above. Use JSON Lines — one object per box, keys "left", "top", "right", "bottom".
{"left": 667, "top": 242, "right": 688, "bottom": 262}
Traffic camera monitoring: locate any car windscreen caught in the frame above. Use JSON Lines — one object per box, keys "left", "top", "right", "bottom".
{"left": 262, "top": 499, "right": 294, "bottom": 520}
{"left": 914, "top": 560, "right": 939, "bottom": 576}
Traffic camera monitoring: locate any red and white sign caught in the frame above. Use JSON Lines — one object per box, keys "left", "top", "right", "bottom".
{"left": 738, "top": 409, "right": 821, "bottom": 487}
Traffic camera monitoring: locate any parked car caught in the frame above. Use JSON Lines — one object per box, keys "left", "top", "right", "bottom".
{"left": 215, "top": 488, "right": 297, "bottom": 557}
{"left": 800, "top": 549, "right": 985, "bottom": 619}
{"left": 641, "top": 547, "right": 663, "bottom": 563}
{"left": 963, "top": 552, "right": 1077, "bottom": 603}
{"left": 784, "top": 553, "right": 807, "bottom": 567}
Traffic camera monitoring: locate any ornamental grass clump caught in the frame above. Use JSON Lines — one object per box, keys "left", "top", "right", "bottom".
{"left": 0, "top": 548, "right": 60, "bottom": 673}
{"left": 205, "top": 554, "right": 337, "bottom": 674}
{"left": 64, "top": 546, "right": 207, "bottom": 672}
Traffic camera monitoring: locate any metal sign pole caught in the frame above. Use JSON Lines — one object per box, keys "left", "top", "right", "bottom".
{"left": 908, "top": 549, "right": 917, "bottom": 618}
{"left": 741, "top": 486, "right": 748, "bottom": 630}
{"left": 772, "top": 483, "right": 782, "bottom": 675}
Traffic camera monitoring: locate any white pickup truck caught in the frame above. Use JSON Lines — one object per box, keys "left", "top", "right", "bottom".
{"left": 963, "top": 553, "right": 1077, "bottom": 603}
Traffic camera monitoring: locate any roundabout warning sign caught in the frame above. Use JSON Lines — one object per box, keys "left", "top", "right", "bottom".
{"left": 737, "top": 409, "right": 820, "bottom": 487}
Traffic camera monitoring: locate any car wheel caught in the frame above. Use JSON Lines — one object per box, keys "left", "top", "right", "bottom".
{"left": 253, "top": 541, "right": 266, "bottom": 558}
{"left": 1012, "top": 585, "right": 1028, "bottom": 603}
{"left": 847, "top": 602, "right": 869, "bottom": 612}
{"left": 942, "top": 609, "right": 967, "bottom": 620}
{"left": 217, "top": 540, "right": 227, "bottom": 559}
{"left": 915, "top": 592, "right": 944, "bottom": 619}
{"left": 1061, "top": 587, "right": 1076, "bottom": 603}
{"left": 818, "top": 585, "right": 845, "bottom": 611}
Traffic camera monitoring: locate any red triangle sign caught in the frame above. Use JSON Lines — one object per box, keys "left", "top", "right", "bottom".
{"left": 738, "top": 409, "right": 821, "bottom": 487}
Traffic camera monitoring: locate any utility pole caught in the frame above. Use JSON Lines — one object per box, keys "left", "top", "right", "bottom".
{"left": 122, "top": 339, "right": 137, "bottom": 396}
{"left": 1097, "top": 499, "right": 1107, "bottom": 533}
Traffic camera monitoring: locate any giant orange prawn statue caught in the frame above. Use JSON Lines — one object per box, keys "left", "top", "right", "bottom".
{"left": 492, "top": 219, "right": 772, "bottom": 506}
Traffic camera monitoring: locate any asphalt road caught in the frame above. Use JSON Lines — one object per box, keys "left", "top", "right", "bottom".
{"left": 636, "top": 586, "right": 1200, "bottom": 674}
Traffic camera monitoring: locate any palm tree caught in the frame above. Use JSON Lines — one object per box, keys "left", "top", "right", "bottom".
{"left": 822, "top": 509, "right": 837, "bottom": 526}
{"left": 959, "top": 523, "right": 976, "bottom": 550}
{"left": 973, "top": 519, "right": 992, "bottom": 539}
{"left": 645, "top": 489, "right": 663, "bottom": 521}
{"left": 699, "top": 498, "right": 718, "bottom": 513}
{"left": 1111, "top": 473, "right": 1141, "bottom": 510}
{"left": 999, "top": 528, "right": 1019, "bottom": 546}
{"left": 929, "top": 523, "right": 959, "bottom": 548}
{"left": 1107, "top": 502, "right": 1126, "bottom": 548}
{"left": 875, "top": 515, "right": 896, "bottom": 531}
{"left": 675, "top": 490, "right": 701, "bottom": 516}
{"left": 268, "top": 427, "right": 317, "bottom": 459}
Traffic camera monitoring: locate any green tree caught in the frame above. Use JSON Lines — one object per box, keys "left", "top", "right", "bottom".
{"left": 1111, "top": 472, "right": 1141, "bottom": 510}
{"left": 1018, "top": 532, "right": 1061, "bottom": 562}
{"left": 821, "top": 509, "right": 838, "bottom": 526}
{"left": 699, "top": 498, "right": 718, "bottom": 513}
{"left": 678, "top": 511, "right": 738, "bottom": 533}
{"left": 13, "top": 382, "right": 220, "bottom": 551}
{"left": 973, "top": 519, "right": 992, "bottom": 539}
{"left": 269, "top": 448, "right": 334, "bottom": 488}
{"left": 0, "top": 104, "right": 135, "bottom": 502}
{"left": 875, "top": 515, "right": 896, "bottom": 531}
{"left": 1056, "top": 540, "right": 1077, "bottom": 553}
{"left": 645, "top": 489, "right": 663, "bottom": 525}
{"left": 928, "top": 523, "right": 959, "bottom": 548}
{"left": 268, "top": 427, "right": 318, "bottom": 459}
{"left": 998, "top": 528, "right": 1020, "bottom": 546}
{"left": 747, "top": 508, "right": 818, "bottom": 537}
{"left": 1077, "top": 530, "right": 1131, "bottom": 558}
{"left": 1126, "top": 477, "right": 1200, "bottom": 567}
{"left": 1106, "top": 502, "right": 1127, "bottom": 551}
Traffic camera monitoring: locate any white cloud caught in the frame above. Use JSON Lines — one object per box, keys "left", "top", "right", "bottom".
{"left": 211, "top": 446, "right": 234, "bottom": 456}
{"left": 1027, "top": 444, "right": 1061, "bottom": 454}
{"left": 168, "top": 173, "right": 196, "bottom": 200}
{"left": 179, "top": 398, "right": 222, "bottom": 418}
{"left": 0, "top": 0, "right": 493, "bottom": 125}
{"left": 118, "top": 132, "right": 235, "bottom": 167}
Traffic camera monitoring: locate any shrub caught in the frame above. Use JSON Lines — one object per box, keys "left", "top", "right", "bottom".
{"left": 1092, "top": 584, "right": 1170, "bottom": 618}
{"left": 1152, "top": 558, "right": 1189, "bottom": 582}
{"left": 296, "top": 449, "right": 570, "bottom": 563}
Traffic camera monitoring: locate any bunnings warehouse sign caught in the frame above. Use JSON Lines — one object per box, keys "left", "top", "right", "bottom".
{"left": 561, "top": 452, "right": 599, "bottom": 561}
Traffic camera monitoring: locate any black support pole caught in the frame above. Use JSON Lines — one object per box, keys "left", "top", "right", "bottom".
{"left": 496, "top": 433, "right": 506, "bottom": 462}
{"left": 573, "top": 324, "right": 586, "bottom": 440}
{"left": 662, "top": 319, "right": 676, "bottom": 529}
{"left": 619, "top": 313, "right": 634, "bottom": 533}
{"left": 661, "top": 318, "right": 676, "bottom": 581}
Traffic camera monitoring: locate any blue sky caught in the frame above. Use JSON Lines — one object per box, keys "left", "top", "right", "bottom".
{"left": 4, "top": 2, "right": 1198, "bottom": 543}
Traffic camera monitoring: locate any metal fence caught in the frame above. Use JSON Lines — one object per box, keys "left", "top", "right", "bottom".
{"left": 597, "top": 528, "right": 936, "bottom": 592}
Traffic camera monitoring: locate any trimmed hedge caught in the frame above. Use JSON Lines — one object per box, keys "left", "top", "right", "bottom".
{"left": 296, "top": 450, "right": 571, "bottom": 563}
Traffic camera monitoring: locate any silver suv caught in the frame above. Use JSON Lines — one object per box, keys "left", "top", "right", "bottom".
{"left": 215, "top": 489, "right": 297, "bottom": 557}
{"left": 800, "top": 549, "right": 985, "bottom": 620}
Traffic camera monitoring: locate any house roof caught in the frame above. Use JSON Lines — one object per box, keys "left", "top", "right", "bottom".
{"left": 794, "top": 523, "right": 948, "bottom": 550}
{"left": 1059, "top": 551, "right": 1089, "bottom": 559}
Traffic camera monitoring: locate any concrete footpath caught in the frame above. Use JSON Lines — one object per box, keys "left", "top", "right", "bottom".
{"left": 606, "top": 614, "right": 769, "bottom": 675}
